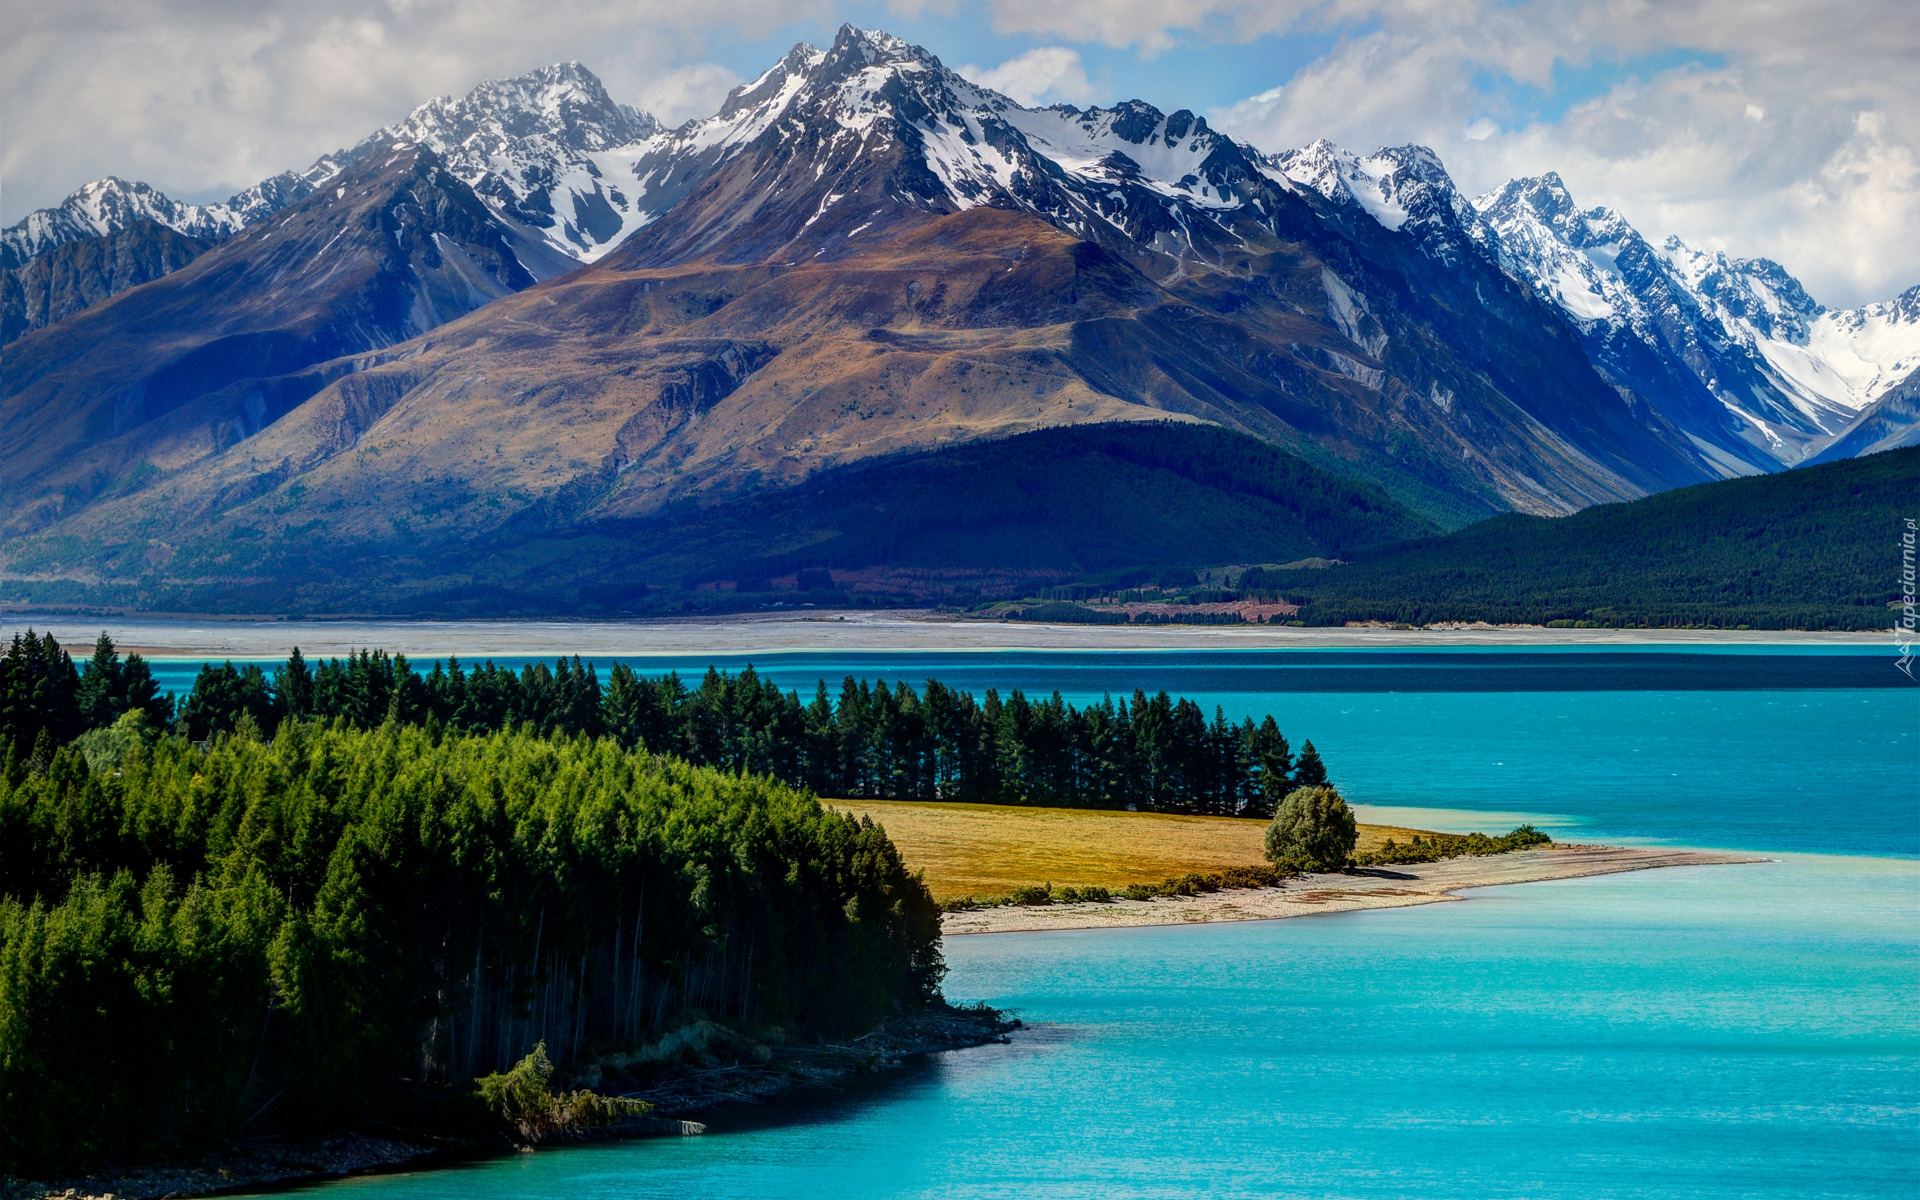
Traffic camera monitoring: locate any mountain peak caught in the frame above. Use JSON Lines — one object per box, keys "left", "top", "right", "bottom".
{"left": 383, "top": 61, "right": 659, "bottom": 156}
{"left": 829, "top": 24, "right": 930, "bottom": 67}
{"left": 2, "top": 175, "right": 245, "bottom": 269}
{"left": 1272, "top": 139, "right": 1475, "bottom": 244}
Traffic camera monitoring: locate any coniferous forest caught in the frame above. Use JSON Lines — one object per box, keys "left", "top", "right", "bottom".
{"left": 8, "top": 633, "right": 1326, "bottom": 819}
{"left": 0, "top": 631, "right": 1328, "bottom": 1176}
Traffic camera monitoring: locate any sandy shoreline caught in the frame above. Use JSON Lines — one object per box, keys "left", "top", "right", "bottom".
{"left": 0, "top": 609, "right": 1880, "bottom": 659}
{"left": 940, "top": 846, "right": 1765, "bottom": 935}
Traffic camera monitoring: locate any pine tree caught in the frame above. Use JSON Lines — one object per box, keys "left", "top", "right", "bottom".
{"left": 276, "top": 647, "right": 314, "bottom": 720}
{"left": 75, "top": 632, "right": 125, "bottom": 730}
{"left": 1248, "top": 716, "right": 1293, "bottom": 819}
{"left": 1292, "top": 739, "right": 1329, "bottom": 789}
{"left": 0, "top": 630, "right": 82, "bottom": 755}
{"left": 119, "top": 654, "right": 172, "bottom": 729}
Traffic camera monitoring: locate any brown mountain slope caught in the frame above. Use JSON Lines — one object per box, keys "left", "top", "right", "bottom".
{"left": 2, "top": 195, "right": 1704, "bottom": 601}
{"left": 0, "top": 144, "right": 540, "bottom": 534}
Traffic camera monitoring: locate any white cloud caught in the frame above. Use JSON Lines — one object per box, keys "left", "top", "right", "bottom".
{"left": 637, "top": 63, "right": 743, "bottom": 127}
{"left": 958, "top": 47, "right": 1106, "bottom": 106}
{"left": 0, "top": 0, "right": 838, "bottom": 216}
{"left": 1201, "top": 2, "right": 1920, "bottom": 308}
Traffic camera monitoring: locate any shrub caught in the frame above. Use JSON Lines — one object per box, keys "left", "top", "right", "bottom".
{"left": 1219, "top": 864, "right": 1288, "bottom": 889}
{"left": 70, "top": 709, "right": 157, "bottom": 773}
{"left": 1350, "top": 825, "right": 1554, "bottom": 867}
{"left": 1060, "top": 885, "right": 1112, "bottom": 903}
{"left": 1009, "top": 884, "right": 1053, "bottom": 906}
{"left": 475, "top": 1042, "right": 650, "bottom": 1142}
{"left": 1265, "top": 786, "right": 1358, "bottom": 872}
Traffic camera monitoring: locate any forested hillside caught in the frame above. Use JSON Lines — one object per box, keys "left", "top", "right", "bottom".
{"left": 1270, "top": 447, "right": 1917, "bottom": 629}
{"left": 0, "top": 715, "right": 942, "bottom": 1175}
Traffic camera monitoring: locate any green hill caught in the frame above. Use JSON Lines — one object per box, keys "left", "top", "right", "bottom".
{"left": 1269, "top": 447, "right": 1916, "bottom": 630}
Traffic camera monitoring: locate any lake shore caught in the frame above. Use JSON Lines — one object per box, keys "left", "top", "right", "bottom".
{"left": 941, "top": 846, "right": 1766, "bottom": 935}
{"left": 11, "top": 1006, "right": 1018, "bottom": 1200}
{"left": 0, "top": 609, "right": 1881, "bottom": 660}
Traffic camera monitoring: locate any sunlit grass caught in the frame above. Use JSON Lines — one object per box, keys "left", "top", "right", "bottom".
{"left": 827, "top": 797, "right": 1433, "bottom": 900}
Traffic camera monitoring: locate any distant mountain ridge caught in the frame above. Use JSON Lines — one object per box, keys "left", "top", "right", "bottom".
{"left": 0, "top": 26, "right": 1913, "bottom": 617}
{"left": 10, "top": 48, "right": 1913, "bottom": 467}
{"left": 1472, "top": 172, "right": 1920, "bottom": 468}
{"left": 1270, "top": 147, "right": 1920, "bottom": 470}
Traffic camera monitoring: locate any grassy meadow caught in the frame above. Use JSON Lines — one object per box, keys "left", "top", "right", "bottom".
{"left": 828, "top": 798, "right": 1431, "bottom": 900}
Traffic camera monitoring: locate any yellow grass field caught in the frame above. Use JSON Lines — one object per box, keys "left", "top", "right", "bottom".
{"left": 827, "top": 798, "right": 1431, "bottom": 900}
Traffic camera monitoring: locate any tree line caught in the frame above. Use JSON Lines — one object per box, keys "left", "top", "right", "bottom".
{"left": 2, "top": 632, "right": 1331, "bottom": 818}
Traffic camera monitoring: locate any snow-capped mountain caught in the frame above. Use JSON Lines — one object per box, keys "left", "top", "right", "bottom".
{"left": 1266, "top": 140, "right": 1487, "bottom": 267}
{"left": 4, "top": 24, "right": 1722, "bottom": 542}
{"left": 355, "top": 61, "right": 661, "bottom": 261}
{"left": 0, "top": 177, "right": 244, "bottom": 269}
{"left": 597, "top": 30, "right": 1288, "bottom": 270}
{"left": 1475, "top": 171, "right": 1920, "bottom": 467}
{"left": 2, "top": 62, "right": 660, "bottom": 278}
{"left": 1277, "top": 144, "right": 1920, "bottom": 468}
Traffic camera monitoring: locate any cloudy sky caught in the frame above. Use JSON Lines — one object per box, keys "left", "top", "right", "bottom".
{"left": 3, "top": 0, "right": 1914, "bottom": 307}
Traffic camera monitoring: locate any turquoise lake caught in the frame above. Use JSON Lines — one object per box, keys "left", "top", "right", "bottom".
{"left": 174, "top": 645, "right": 1916, "bottom": 1198}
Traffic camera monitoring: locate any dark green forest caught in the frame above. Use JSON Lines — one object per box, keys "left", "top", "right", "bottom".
{"left": 6, "top": 633, "right": 1328, "bottom": 820}
{"left": 1271, "top": 447, "right": 1916, "bottom": 630}
{"left": 0, "top": 642, "right": 950, "bottom": 1175}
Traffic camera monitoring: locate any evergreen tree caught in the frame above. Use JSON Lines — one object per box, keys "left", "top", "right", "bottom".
{"left": 179, "top": 662, "right": 278, "bottom": 740}
{"left": 1292, "top": 739, "right": 1328, "bottom": 789}
{"left": 1247, "top": 716, "right": 1293, "bottom": 819}
{"left": 74, "top": 632, "right": 126, "bottom": 730}
{"left": 276, "top": 647, "right": 315, "bottom": 719}
{"left": 119, "top": 653, "right": 171, "bottom": 730}
{"left": 0, "top": 630, "right": 81, "bottom": 755}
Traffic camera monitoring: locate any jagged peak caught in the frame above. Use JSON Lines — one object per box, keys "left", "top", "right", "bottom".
{"left": 1270, "top": 139, "right": 1472, "bottom": 235}
{"left": 831, "top": 24, "right": 929, "bottom": 67}
{"left": 379, "top": 60, "right": 658, "bottom": 153}
{"left": 1477, "top": 172, "right": 1579, "bottom": 221}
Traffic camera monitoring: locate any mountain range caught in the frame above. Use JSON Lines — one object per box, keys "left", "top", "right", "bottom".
{"left": 1, "top": 26, "right": 1913, "bottom": 614}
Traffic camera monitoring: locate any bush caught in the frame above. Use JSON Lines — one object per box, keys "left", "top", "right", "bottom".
{"left": 475, "top": 1042, "right": 650, "bottom": 1142}
{"left": 1351, "top": 824, "right": 1553, "bottom": 867}
{"left": 1009, "top": 884, "right": 1053, "bottom": 906}
{"left": 1265, "top": 786, "right": 1358, "bottom": 872}
{"left": 1059, "top": 885, "right": 1112, "bottom": 903}
{"left": 1219, "top": 864, "right": 1288, "bottom": 890}
{"left": 70, "top": 709, "right": 158, "bottom": 773}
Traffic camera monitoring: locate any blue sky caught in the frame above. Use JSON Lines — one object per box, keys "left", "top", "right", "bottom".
{"left": 694, "top": 7, "right": 1355, "bottom": 119}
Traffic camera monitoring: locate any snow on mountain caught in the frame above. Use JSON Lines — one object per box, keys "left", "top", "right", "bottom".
{"left": 596, "top": 27, "right": 1280, "bottom": 264}
{"left": 1267, "top": 140, "right": 1488, "bottom": 265}
{"left": 1799, "top": 286, "right": 1920, "bottom": 413}
{"left": 360, "top": 61, "right": 661, "bottom": 261}
{"left": 1, "top": 178, "right": 245, "bottom": 269}
{"left": 1475, "top": 171, "right": 1920, "bottom": 463}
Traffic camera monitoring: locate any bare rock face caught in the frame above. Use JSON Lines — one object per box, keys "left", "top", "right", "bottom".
{"left": 0, "top": 219, "right": 214, "bottom": 346}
